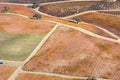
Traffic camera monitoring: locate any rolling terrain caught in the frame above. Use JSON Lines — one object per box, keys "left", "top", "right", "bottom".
{"left": 24, "top": 26, "right": 120, "bottom": 80}
{"left": 70, "top": 12, "right": 120, "bottom": 36}
{"left": 0, "top": 1, "right": 119, "bottom": 80}
{"left": 0, "top": 0, "right": 65, "bottom": 3}
{"left": 39, "top": 0, "right": 120, "bottom": 17}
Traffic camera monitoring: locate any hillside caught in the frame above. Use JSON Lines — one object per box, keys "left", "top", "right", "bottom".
{"left": 0, "top": 0, "right": 65, "bottom": 3}
{"left": 39, "top": 0, "right": 120, "bottom": 17}
{"left": 92, "top": 0, "right": 120, "bottom": 10}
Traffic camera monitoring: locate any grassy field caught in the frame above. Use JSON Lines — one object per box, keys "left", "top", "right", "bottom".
{"left": 0, "top": 31, "right": 46, "bottom": 61}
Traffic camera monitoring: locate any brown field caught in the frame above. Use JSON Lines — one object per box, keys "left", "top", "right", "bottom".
{"left": 16, "top": 73, "right": 84, "bottom": 80}
{"left": 0, "top": 0, "right": 65, "bottom": 3}
{"left": 24, "top": 26, "right": 120, "bottom": 80}
{"left": 39, "top": 1, "right": 99, "bottom": 17}
{"left": 39, "top": 1, "right": 120, "bottom": 17}
{"left": 0, "top": 3, "right": 38, "bottom": 17}
{"left": 72, "top": 12, "right": 120, "bottom": 36}
{"left": 0, "top": 65, "right": 17, "bottom": 80}
{"left": 43, "top": 17, "right": 116, "bottom": 39}
{"left": 0, "top": 13, "right": 55, "bottom": 34}
{"left": 98, "top": 11, "right": 120, "bottom": 16}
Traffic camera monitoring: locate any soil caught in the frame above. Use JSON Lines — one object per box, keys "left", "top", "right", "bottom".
{"left": 16, "top": 73, "right": 84, "bottom": 80}
{"left": 77, "top": 12, "right": 120, "bottom": 36}
{"left": 0, "top": 65, "right": 17, "bottom": 80}
{"left": 98, "top": 11, "right": 120, "bottom": 16}
{"left": 0, "top": 13, "right": 55, "bottom": 34}
{"left": 0, "top": 3, "right": 38, "bottom": 17}
{"left": 0, "top": 0, "right": 65, "bottom": 3}
{"left": 39, "top": 1, "right": 120, "bottom": 17}
{"left": 39, "top": 1, "right": 99, "bottom": 17}
{"left": 24, "top": 26, "right": 120, "bottom": 80}
{"left": 43, "top": 16, "right": 117, "bottom": 39}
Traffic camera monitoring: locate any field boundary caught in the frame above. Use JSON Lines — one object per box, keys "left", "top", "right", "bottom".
{"left": 23, "top": 24, "right": 60, "bottom": 66}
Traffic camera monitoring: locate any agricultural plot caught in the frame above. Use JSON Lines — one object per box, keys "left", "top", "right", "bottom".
{"left": 16, "top": 73, "right": 84, "bottom": 80}
{"left": 0, "top": 3, "right": 38, "bottom": 17}
{"left": 74, "top": 12, "right": 120, "bottom": 36}
{"left": 0, "top": 32, "right": 46, "bottom": 61}
{"left": 0, "top": 65, "right": 17, "bottom": 80}
{"left": 98, "top": 11, "right": 120, "bottom": 16}
{"left": 43, "top": 15, "right": 117, "bottom": 39}
{"left": 0, "top": 0, "right": 65, "bottom": 3}
{"left": 24, "top": 26, "right": 120, "bottom": 80}
{"left": 39, "top": 1, "right": 120, "bottom": 17}
{"left": 39, "top": 1, "right": 99, "bottom": 17}
{"left": 0, "top": 14, "right": 55, "bottom": 61}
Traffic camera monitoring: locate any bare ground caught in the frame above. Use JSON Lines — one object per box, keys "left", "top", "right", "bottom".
{"left": 24, "top": 26, "right": 120, "bottom": 80}
{"left": 0, "top": 13, "right": 55, "bottom": 34}
{"left": 16, "top": 73, "right": 84, "bottom": 80}
{"left": 71, "top": 12, "right": 120, "bottom": 37}
{"left": 0, "top": 65, "right": 17, "bottom": 80}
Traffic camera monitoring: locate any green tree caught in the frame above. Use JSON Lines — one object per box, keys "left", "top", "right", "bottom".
{"left": 31, "top": 2, "right": 40, "bottom": 8}
{"left": 2, "top": 6, "right": 10, "bottom": 13}
{"left": 74, "top": 17, "right": 81, "bottom": 24}
{"left": 32, "top": 13, "right": 42, "bottom": 19}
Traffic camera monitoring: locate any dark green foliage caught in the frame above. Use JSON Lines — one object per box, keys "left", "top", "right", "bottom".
{"left": 74, "top": 17, "right": 81, "bottom": 24}
{"left": 2, "top": 6, "right": 10, "bottom": 13}
{"left": 31, "top": 2, "right": 40, "bottom": 8}
{"left": 32, "top": 13, "right": 42, "bottom": 19}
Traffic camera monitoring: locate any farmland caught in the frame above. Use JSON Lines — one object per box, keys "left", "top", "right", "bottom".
{"left": 39, "top": 0, "right": 120, "bottom": 17}
{"left": 0, "top": 32, "right": 46, "bottom": 61}
{"left": 0, "top": 0, "right": 65, "bottom": 3}
{"left": 0, "top": 13, "right": 55, "bottom": 61}
{"left": 72, "top": 12, "right": 120, "bottom": 36}
{"left": 16, "top": 73, "right": 84, "bottom": 80}
{"left": 98, "top": 11, "right": 120, "bottom": 16}
{"left": 0, "top": 0, "right": 120, "bottom": 80}
{"left": 0, "top": 65, "right": 17, "bottom": 80}
{"left": 24, "top": 26, "right": 120, "bottom": 80}
{"left": 39, "top": 1, "right": 99, "bottom": 17}
{"left": 0, "top": 13, "right": 55, "bottom": 34}
{"left": 0, "top": 3, "right": 38, "bottom": 17}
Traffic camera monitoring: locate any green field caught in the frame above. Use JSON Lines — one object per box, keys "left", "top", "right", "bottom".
{"left": 0, "top": 32, "right": 46, "bottom": 61}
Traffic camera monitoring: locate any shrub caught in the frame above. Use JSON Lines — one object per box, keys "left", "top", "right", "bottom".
{"left": 30, "top": 13, "right": 42, "bottom": 20}
{"left": 1, "top": 6, "right": 10, "bottom": 13}
{"left": 74, "top": 17, "right": 81, "bottom": 24}
{"left": 31, "top": 2, "right": 40, "bottom": 8}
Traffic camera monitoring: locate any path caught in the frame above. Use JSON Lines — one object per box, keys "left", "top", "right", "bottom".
{"left": 23, "top": 24, "right": 60, "bottom": 65}
{"left": 0, "top": 2, "right": 119, "bottom": 80}
{"left": 63, "top": 10, "right": 120, "bottom": 19}
{"left": 44, "top": 20, "right": 120, "bottom": 44}
{"left": 8, "top": 67, "right": 22, "bottom": 80}
{"left": 21, "top": 70, "right": 111, "bottom": 80}
{"left": 0, "top": 60, "right": 23, "bottom": 66}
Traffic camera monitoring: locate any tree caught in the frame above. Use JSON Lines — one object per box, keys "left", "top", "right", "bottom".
{"left": 31, "top": 2, "right": 40, "bottom": 9}
{"left": 74, "top": 17, "right": 81, "bottom": 24}
{"left": 32, "top": 13, "right": 42, "bottom": 19}
{"left": 2, "top": 6, "right": 10, "bottom": 13}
